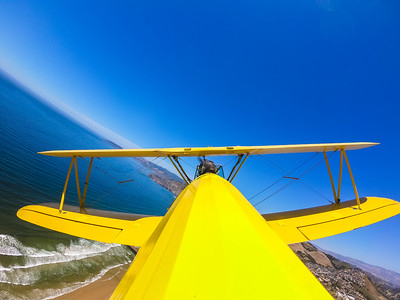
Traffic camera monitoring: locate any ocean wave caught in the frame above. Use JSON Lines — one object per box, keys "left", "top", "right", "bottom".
{"left": 0, "top": 262, "right": 130, "bottom": 300}
{"left": 0, "top": 234, "right": 134, "bottom": 286}
{"left": 0, "top": 234, "right": 126, "bottom": 270}
{"left": 0, "top": 234, "right": 117, "bottom": 257}
{"left": 42, "top": 263, "right": 128, "bottom": 300}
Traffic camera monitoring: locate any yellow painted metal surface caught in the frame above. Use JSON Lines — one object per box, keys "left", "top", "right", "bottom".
{"left": 73, "top": 157, "right": 83, "bottom": 206}
{"left": 59, "top": 157, "right": 74, "bottom": 211}
{"left": 17, "top": 205, "right": 161, "bottom": 246}
{"left": 263, "top": 197, "right": 400, "bottom": 244}
{"left": 110, "top": 174, "right": 332, "bottom": 300}
{"left": 38, "top": 142, "right": 378, "bottom": 157}
{"left": 343, "top": 150, "right": 361, "bottom": 207}
{"left": 324, "top": 152, "right": 338, "bottom": 202}
{"left": 337, "top": 150, "right": 344, "bottom": 200}
{"left": 81, "top": 157, "right": 94, "bottom": 208}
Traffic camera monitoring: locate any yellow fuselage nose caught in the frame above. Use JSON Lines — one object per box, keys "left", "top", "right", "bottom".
{"left": 111, "top": 173, "right": 332, "bottom": 299}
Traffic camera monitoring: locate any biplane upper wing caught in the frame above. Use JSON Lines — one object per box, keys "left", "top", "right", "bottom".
{"left": 38, "top": 142, "right": 378, "bottom": 157}
{"left": 17, "top": 204, "right": 162, "bottom": 246}
{"left": 263, "top": 197, "right": 400, "bottom": 244}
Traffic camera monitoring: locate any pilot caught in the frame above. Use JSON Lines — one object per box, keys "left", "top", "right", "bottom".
{"left": 197, "top": 159, "right": 218, "bottom": 176}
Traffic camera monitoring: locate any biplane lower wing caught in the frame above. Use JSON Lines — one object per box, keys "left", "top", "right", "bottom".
{"left": 17, "top": 197, "right": 400, "bottom": 247}
{"left": 17, "top": 204, "right": 162, "bottom": 246}
{"left": 263, "top": 197, "right": 400, "bottom": 244}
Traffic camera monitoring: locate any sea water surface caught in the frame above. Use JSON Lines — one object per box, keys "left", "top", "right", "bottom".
{"left": 0, "top": 71, "right": 174, "bottom": 299}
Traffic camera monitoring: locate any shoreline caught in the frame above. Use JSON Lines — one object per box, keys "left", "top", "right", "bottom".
{"left": 54, "top": 264, "right": 130, "bottom": 300}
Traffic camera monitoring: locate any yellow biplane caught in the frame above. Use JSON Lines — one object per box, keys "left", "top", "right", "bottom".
{"left": 17, "top": 142, "right": 400, "bottom": 299}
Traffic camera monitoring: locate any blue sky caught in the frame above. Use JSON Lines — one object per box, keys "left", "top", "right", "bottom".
{"left": 1, "top": 0, "right": 399, "bottom": 272}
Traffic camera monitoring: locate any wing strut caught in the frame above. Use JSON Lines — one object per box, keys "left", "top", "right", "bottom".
{"left": 343, "top": 150, "right": 361, "bottom": 208}
{"left": 227, "top": 153, "right": 249, "bottom": 183}
{"left": 226, "top": 154, "right": 243, "bottom": 181}
{"left": 59, "top": 156, "right": 94, "bottom": 212}
{"left": 323, "top": 151, "right": 339, "bottom": 203}
{"left": 81, "top": 157, "right": 94, "bottom": 208}
{"left": 323, "top": 149, "right": 360, "bottom": 208}
{"left": 74, "top": 156, "right": 82, "bottom": 207}
{"left": 59, "top": 157, "right": 75, "bottom": 212}
{"left": 168, "top": 155, "right": 191, "bottom": 185}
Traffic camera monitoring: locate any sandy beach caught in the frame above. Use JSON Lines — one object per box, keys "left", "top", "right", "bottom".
{"left": 54, "top": 264, "right": 130, "bottom": 300}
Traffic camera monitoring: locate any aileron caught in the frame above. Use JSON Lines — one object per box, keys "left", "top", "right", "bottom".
{"left": 17, "top": 205, "right": 162, "bottom": 246}
{"left": 263, "top": 197, "right": 400, "bottom": 244}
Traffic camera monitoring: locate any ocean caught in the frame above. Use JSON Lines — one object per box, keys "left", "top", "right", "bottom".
{"left": 0, "top": 71, "right": 175, "bottom": 299}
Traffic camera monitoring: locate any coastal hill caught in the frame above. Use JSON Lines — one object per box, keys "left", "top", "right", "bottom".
{"left": 136, "top": 157, "right": 186, "bottom": 196}
{"left": 320, "top": 247, "right": 400, "bottom": 288}
{"left": 103, "top": 139, "right": 186, "bottom": 196}
{"left": 290, "top": 242, "right": 400, "bottom": 300}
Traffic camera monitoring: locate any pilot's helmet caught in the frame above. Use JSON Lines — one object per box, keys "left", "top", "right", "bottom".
{"left": 198, "top": 159, "right": 218, "bottom": 175}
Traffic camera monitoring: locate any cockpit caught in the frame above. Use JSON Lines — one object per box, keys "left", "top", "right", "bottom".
{"left": 169, "top": 154, "right": 247, "bottom": 185}
{"left": 194, "top": 159, "right": 224, "bottom": 179}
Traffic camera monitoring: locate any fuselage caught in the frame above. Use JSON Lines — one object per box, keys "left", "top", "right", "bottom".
{"left": 110, "top": 173, "right": 333, "bottom": 299}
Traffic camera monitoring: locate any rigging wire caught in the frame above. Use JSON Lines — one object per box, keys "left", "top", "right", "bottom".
{"left": 255, "top": 154, "right": 333, "bottom": 204}
{"left": 223, "top": 156, "right": 241, "bottom": 170}
{"left": 249, "top": 152, "right": 320, "bottom": 201}
{"left": 150, "top": 156, "right": 162, "bottom": 162}
{"left": 79, "top": 156, "right": 156, "bottom": 200}
{"left": 296, "top": 181, "right": 333, "bottom": 204}
{"left": 253, "top": 151, "right": 336, "bottom": 207}
{"left": 96, "top": 185, "right": 121, "bottom": 202}
{"left": 137, "top": 156, "right": 171, "bottom": 176}
{"left": 149, "top": 156, "right": 169, "bottom": 166}
{"left": 95, "top": 157, "right": 134, "bottom": 183}
{"left": 178, "top": 157, "right": 197, "bottom": 170}
{"left": 78, "top": 157, "right": 127, "bottom": 202}
{"left": 257, "top": 155, "right": 288, "bottom": 173}
{"left": 79, "top": 157, "right": 128, "bottom": 183}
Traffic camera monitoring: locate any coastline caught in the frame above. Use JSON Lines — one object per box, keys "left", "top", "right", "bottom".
{"left": 54, "top": 264, "right": 129, "bottom": 300}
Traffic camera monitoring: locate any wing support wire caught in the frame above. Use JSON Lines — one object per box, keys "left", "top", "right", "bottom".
{"left": 323, "top": 149, "right": 360, "bottom": 209}
{"left": 59, "top": 156, "right": 94, "bottom": 212}
{"left": 168, "top": 155, "right": 191, "bottom": 185}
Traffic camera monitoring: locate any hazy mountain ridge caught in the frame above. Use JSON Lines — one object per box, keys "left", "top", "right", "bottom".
{"left": 103, "top": 139, "right": 186, "bottom": 196}
{"left": 134, "top": 157, "right": 186, "bottom": 196}
{"left": 103, "top": 139, "right": 124, "bottom": 150}
{"left": 320, "top": 248, "right": 400, "bottom": 288}
{"left": 291, "top": 243, "right": 400, "bottom": 300}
